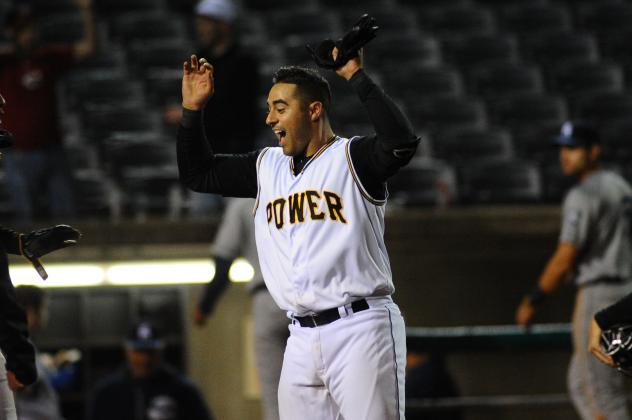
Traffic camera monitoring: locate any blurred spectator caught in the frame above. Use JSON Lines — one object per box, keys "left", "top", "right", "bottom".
{"left": 89, "top": 321, "right": 214, "bottom": 420}
{"left": 0, "top": 0, "right": 95, "bottom": 223}
{"left": 406, "top": 351, "right": 463, "bottom": 420}
{"left": 14, "top": 285, "right": 65, "bottom": 420}
{"left": 166, "top": 0, "right": 259, "bottom": 215}
{"left": 193, "top": 197, "right": 288, "bottom": 420}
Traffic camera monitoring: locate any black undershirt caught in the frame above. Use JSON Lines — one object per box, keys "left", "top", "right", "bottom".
{"left": 177, "top": 70, "right": 419, "bottom": 200}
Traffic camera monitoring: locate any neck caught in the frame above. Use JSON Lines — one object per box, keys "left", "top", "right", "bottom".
{"left": 578, "top": 164, "right": 600, "bottom": 181}
{"left": 304, "top": 124, "right": 335, "bottom": 157}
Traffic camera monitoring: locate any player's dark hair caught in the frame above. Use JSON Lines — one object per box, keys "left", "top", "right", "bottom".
{"left": 272, "top": 66, "right": 332, "bottom": 112}
{"left": 15, "top": 285, "right": 46, "bottom": 311}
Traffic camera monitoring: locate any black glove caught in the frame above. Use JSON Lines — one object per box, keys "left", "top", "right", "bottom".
{"left": 307, "top": 14, "right": 379, "bottom": 70}
{"left": 21, "top": 225, "right": 81, "bottom": 279}
{"left": 601, "top": 324, "right": 632, "bottom": 376}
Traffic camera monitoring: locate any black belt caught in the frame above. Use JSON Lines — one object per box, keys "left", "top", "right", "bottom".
{"left": 294, "top": 299, "right": 370, "bottom": 328}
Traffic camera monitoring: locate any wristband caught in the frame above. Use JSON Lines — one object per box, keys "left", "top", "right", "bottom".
{"left": 528, "top": 286, "right": 547, "bottom": 305}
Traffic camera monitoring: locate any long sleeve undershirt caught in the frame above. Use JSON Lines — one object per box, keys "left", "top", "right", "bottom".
{"left": 177, "top": 70, "right": 419, "bottom": 199}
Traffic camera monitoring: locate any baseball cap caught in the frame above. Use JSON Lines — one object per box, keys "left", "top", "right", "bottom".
{"left": 126, "top": 321, "right": 165, "bottom": 350}
{"left": 195, "top": 0, "right": 237, "bottom": 22}
{"left": 553, "top": 121, "right": 600, "bottom": 147}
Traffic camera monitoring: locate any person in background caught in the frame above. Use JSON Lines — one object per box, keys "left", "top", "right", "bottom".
{"left": 14, "top": 285, "right": 64, "bottom": 420}
{"left": 0, "top": 0, "right": 95, "bottom": 223}
{"left": 194, "top": 197, "right": 288, "bottom": 420}
{"left": 89, "top": 321, "right": 214, "bottom": 420}
{"left": 165, "top": 0, "right": 259, "bottom": 215}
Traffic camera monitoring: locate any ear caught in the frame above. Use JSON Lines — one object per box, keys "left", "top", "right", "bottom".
{"left": 589, "top": 144, "right": 601, "bottom": 161}
{"left": 308, "top": 101, "right": 324, "bottom": 122}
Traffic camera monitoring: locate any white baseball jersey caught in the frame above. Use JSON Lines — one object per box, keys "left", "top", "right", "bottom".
{"left": 253, "top": 136, "right": 394, "bottom": 316}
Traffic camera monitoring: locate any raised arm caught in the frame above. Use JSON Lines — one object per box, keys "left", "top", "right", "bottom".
{"left": 177, "top": 55, "right": 258, "bottom": 198}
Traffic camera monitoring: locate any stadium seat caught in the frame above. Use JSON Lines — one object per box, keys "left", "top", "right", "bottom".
{"left": 510, "top": 121, "right": 561, "bottom": 161}
{"left": 72, "top": 169, "right": 119, "bottom": 219}
{"left": 599, "top": 120, "right": 632, "bottom": 163}
{"left": 540, "top": 162, "right": 573, "bottom": 203}
{"left": 499, "top": 3, "right": 572, "bottom": 38}
{"left": 127, "top": 40, "right": 194, "bottom": 73}
{"left": 94, "top": 0, "right": 166, "bottom": 16}
{"left": 38, "top": 12, "right": 85, "bottom": 46}
{"left": 489, "top": 93, "right": 567, "bottom": 130}
{"left": 266, "top": 10, "right": 340, "bottom": 41}
{"left": 521, "top": 32, "right": 600, "bottom": 69}
{"left": 430, "top": 127, "right": 514, "bottom": 164}
{"left": 101, "top": 133, "right": 176, "bottom": 179}
{"left": 419, "top": 6, "right": 495, "bottom": 45}
{"left": 33, "top": 0, "right": 80, "bottom": 16}
{"left": 460, "top": 159, "right": 542, "bottom": 204}
{"left": 549, "top": 61, "right": 624, "bottom": 102}
{"left": 444, "top": 34, "right": 519, "bottom": 69}
{"left": 64, "top": 144, "right": 99, "bottom": 172}
{"left": 576, "top": 2, "right": 632, "bottom": 37}
{"left": 62, "top": 72, "right": 144, "bottom": 112}
{"left": 469, "top": 62, "right": 543, "bottom": 100}
{"left": 80, "top": 106, "right": 162, "bottom": 145}
{"left": 242, "top": 0, "right": 301, "bottom": 12}
{"left": 365, "top": 33, "right": 442, "bottom": 71}
{"left": 320, "top": 0, "right": 394, "bottom": 12}
{"left": 574, "top": 92, "right": 632, "bottom": 126}
{"left": 341, "top": 8, "right": 419, "bottom": 36}
{"left": 387, "top": 158, "right": 458, "bottom": 207}
{"left": 143, "top": 69, "right": 183, "bottom": 107}
{"left": 110, "top": 12, "right": 188, "bottom": 44}
{"left": 383, "top": 65, "right": 463, "bottom": 103}
{"left": 410, "top": 97, "right": 487, "bottom": 134}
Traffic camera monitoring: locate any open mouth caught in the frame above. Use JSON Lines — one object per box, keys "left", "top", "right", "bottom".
{"left": 274, "top": 129, "right": 287, "bottom": 144}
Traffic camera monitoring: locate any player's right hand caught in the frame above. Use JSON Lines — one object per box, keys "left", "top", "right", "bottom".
{"left": 182, "top": 54, "right": 214, "bottom": 111}
{"left": 515, "top": 296, "right": 536, "bottom": 326}
{"left": 588, "top": 319, "right": 615, "bottom": 367}
{"left": 193, "top": 307, "right": 208, "bottom": 327}
{"left": 7, "top": 371, "right": 25, "bottom": 392}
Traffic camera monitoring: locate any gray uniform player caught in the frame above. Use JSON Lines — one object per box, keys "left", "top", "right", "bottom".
{"left": 194, "top": 198, "right": 289, "bottom": 420}
{"left": 516, "top": 121, "right": 632, "bottom": 420}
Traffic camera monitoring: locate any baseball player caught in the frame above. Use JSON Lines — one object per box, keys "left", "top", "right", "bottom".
{"left": 194, "top": 197, "right": 289, "bottom": 420}
{"left": 0, "top": 93, "right": 81, "bottom": 419}
{"left": 177, "top": 15, "right": 418, "bottom": 420}
{"left": 515, "top": 122, "right": 632, "bottom": 420}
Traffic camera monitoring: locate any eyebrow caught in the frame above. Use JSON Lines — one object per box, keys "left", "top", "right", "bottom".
{"left": 270, "top": 99, "right": 289, "bottom": 106}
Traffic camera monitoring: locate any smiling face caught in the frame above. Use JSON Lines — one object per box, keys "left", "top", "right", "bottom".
{"left": 265, "top": 83, "right": 313, "bottom": 156}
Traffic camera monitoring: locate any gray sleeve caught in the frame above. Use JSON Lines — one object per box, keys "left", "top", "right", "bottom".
{"left": 559, "top": 189, "right": 592, "bottom": 248}
{"left": 212, "top": 198, "right": 247, "bottom": 259}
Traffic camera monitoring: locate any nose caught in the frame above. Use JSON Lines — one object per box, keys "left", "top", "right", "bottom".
{"left": 265, "top": 110, "right": 277, "bottom": 127}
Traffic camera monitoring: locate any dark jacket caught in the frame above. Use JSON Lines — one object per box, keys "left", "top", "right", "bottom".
{"left": 0, "top": 226, "right": 37, "bottom": 385}
{"left": 90, "top": 365, "right": 213, "bottom": 420}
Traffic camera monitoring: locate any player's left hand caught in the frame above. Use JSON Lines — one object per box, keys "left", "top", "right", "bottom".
{"left": 515, "top": 296, "right": 536, "bottom": 326}
{"left": 23, "top": 225, "right": 81, "bottom": 259}
{"left": 334, "top": 47, "right": 362, "bottom": 81}
{"left": 588, "top": 319, "right": 615, "bottom": 367}
{"left": 7, "top": 371, "right": 25, "bottom": 392}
